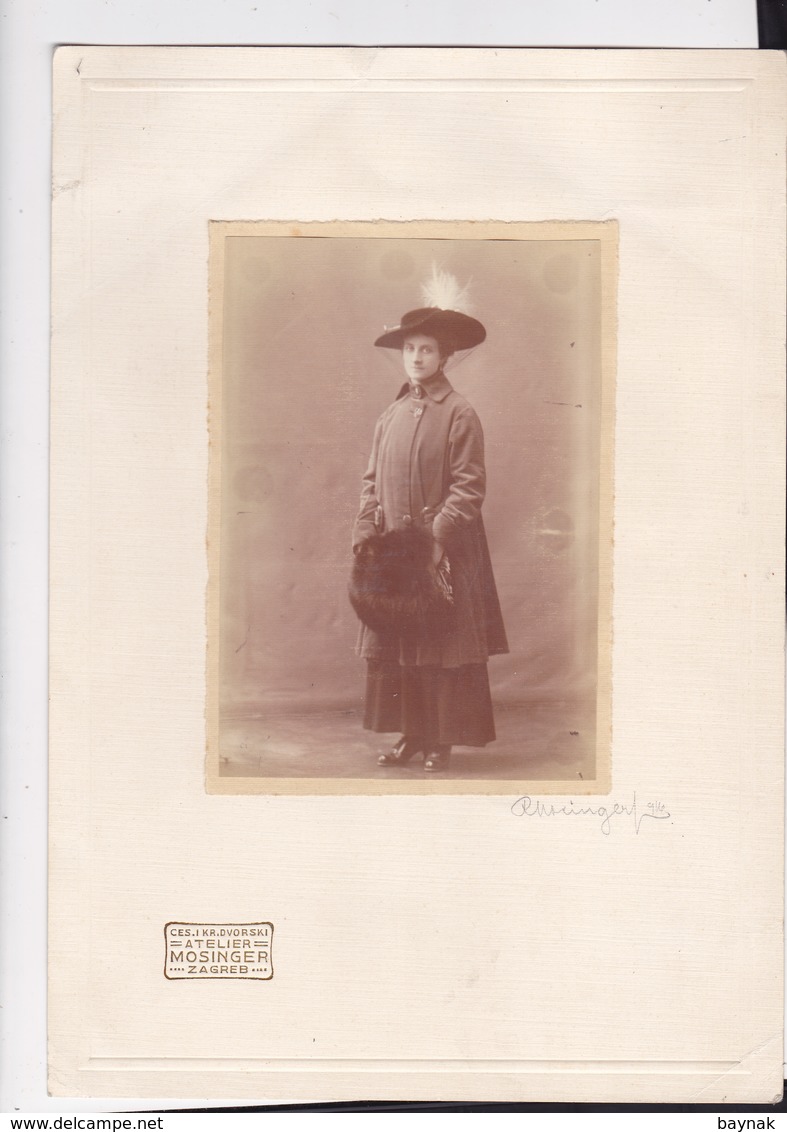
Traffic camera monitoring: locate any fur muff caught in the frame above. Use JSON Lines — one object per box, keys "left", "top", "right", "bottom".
{"left": 349, "top": 528, "right": 456, "bottom": 637}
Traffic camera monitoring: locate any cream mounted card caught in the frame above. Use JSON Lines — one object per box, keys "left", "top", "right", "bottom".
{"left": 49, "top": 47, "right": 785, "bottom": 1104}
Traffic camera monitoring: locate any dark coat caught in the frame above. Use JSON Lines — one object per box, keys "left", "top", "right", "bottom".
{"left": 352, "top": 372, "right": 509, "bottom": 668}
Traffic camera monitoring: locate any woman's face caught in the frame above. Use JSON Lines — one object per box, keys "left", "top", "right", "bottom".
{"left": 402, "top": 334, "right": 445, "bottom": 383}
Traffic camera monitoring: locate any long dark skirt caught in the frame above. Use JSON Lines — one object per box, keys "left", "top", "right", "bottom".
{"left": 363, "top": 659, "right": 496, "bottom": 748}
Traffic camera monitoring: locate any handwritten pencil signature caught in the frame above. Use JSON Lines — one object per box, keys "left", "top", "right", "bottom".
{"left": 510, "top": 793, "right": 671, "bottom": 836}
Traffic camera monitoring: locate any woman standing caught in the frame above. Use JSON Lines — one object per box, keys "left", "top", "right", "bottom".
{"left": 351, "top": 281, "right": 508, "bottom": 772}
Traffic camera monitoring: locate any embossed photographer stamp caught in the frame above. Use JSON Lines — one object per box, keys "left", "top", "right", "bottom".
{"left": 164, "top": 921, "right": 273, "bottom": 980}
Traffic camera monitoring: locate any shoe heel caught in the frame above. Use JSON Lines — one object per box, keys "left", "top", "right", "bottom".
{"left": 424, "top": 746, "right": 451, "bottom": 772}
{"left": 378, "top": 737, "right": 422, "bottom": 766}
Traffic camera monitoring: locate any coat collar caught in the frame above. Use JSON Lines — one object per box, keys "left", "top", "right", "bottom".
{"left": 395, "top": 371, "right": 453, "bottom": 403}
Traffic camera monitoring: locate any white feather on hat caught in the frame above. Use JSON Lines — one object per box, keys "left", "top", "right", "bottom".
{"left": 374, "top": 264, "right": 485, "bottom": 351}
{"left": 420, "top": 263, "right": 474, "bottom": 314}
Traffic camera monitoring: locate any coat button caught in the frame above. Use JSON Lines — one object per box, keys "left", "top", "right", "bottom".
{"left": 402, "top": 514, "right": 412, "bottom": 525}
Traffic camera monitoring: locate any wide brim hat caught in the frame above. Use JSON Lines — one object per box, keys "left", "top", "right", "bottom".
{"left": 374, "top": 307, "right": 486, "bottom": 352}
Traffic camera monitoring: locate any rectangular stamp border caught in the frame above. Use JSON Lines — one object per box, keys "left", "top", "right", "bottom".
{"left": 163, "top": 921, "right": 274, "bottom": 981}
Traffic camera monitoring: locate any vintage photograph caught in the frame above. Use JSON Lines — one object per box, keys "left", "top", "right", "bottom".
{"left": 208, "top": 221, "right": 614, "bottom": 792}
{"left": 44, "top": 48, "right": 784, "bottom": 1105}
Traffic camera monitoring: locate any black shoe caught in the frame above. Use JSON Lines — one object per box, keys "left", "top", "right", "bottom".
{"left": 378, "top": 736, "right": 422, "bottom": 766}
{"left": 424, "top": 745, "right": 451, "bottom": 772}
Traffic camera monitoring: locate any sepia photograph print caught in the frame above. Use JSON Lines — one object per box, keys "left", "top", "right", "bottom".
{"left": 207, "top": 220, "right": 615, "bottom": 794}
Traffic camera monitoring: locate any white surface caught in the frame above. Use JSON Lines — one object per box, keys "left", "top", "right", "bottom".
{"left": 0, "top": 0, "right": 765, "bottom": 1118}
{"left": 46, "top": 46, "right": 784, "bottom": 1105}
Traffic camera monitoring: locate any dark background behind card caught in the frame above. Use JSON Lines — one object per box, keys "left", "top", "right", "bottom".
{"left": 757, "top": 0, "right": 787, "bottom": 44}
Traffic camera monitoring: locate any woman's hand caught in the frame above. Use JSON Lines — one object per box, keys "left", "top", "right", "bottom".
{"left": 431, "top": 540, "right": 445, "bottom": 568}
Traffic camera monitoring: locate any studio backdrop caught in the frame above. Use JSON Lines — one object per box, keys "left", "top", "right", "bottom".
{"left": 210, "top": 221, "right": 614, "bottom": 780}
